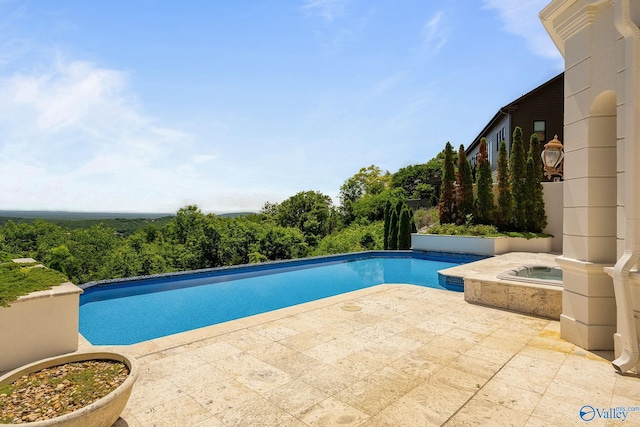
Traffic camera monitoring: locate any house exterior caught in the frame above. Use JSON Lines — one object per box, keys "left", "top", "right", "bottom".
{"left": 540, "top": 0, "right": 640, "bottom": 373}
{"left": 466, "top": 73, "right": 564, "bottom": 177}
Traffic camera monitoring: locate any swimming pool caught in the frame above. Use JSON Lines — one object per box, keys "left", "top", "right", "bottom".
{"left": 79, "top": 252, "right": 474, "bottom": 345}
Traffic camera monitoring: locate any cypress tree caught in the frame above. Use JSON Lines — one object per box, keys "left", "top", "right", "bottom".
{"left": 475, "top": 138, "right": 495, "bottom": 224}
{"left": 527, "top": 133, "right": 547, "bottom": 232}
{"left": 456, "top": 144, "right": 474, "bottom": 225}
{"left": 524, "top": 156, "right": 536, "bottom": 230}
{"left": 509, "top": 126, "right": 527, "bottom": 231}
{"left": 398, "top": 207, "right": 412, "bottom": 249}
{"left": 496, "top": 140, "right": 512, "bottom": 230}
{"left": 388, "top": 209, "right": 399, "bottom": 250}
{"left": 395, "top": 199, "right": 404, "bottom": 218}
{"left": 383, "top": 200, "right": 391, "bottom": 250}
{"left": 438, "top": 142, "right": 456, "bottom": 224}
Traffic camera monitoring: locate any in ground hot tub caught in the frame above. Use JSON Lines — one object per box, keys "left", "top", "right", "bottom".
{"left": 497, "top": 265, "right": 562, "bottom": 287}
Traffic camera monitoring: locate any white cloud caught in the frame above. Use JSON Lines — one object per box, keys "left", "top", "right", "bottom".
{"left": 191, "top": 154, "right": 218, "bottom": 164}
{"left": 483, "top": 0, "right": 562, "bottom": 61}
{"left": 302, "top": 0, "right": 348, "bottom": 22}
{"left": 422, "top": 10, "right": 448, "bottom": 55}
{"left": 0, "top": 58, "right": 200, "bottom": 212}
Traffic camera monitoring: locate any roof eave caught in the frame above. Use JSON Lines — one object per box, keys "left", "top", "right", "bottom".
{"left": 539, "top": 0, "right": 570, "bottom": 57}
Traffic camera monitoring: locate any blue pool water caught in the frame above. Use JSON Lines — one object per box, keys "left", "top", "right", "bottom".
{"left": 80, "top": 254, "right": 464, "bottom": 345}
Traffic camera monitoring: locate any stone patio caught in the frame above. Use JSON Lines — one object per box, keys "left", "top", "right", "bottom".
{"left": 78, "top": 258, "right": 640, "bottom": 426}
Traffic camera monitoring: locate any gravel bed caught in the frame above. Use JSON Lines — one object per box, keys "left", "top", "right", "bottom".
{"left": 0, "top": 360, "right": 129, "bottom": 424}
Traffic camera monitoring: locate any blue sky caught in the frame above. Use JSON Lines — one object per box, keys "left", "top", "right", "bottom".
{"left": 0, "top": 0, "right": 562, "bottom": 214}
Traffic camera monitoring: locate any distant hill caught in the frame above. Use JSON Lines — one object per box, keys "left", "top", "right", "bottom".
{"left": 0, "top": 211, "right": 257, "bottom": 235}
{"left": 0, "top": 210, "right": 256, "bottom": 220}
{"left": 0, "top": 211, "right": 172, "bottom": 220}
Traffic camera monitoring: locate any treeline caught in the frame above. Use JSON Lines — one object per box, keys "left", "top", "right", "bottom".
{"left": 0, "top": 216, "right": 175, "bottom": 237}
{"left": 0, "top": 158, "right": 444, "bottom": 285}
{"left": 437, "top": 126, "right": 547, "bottom": 233}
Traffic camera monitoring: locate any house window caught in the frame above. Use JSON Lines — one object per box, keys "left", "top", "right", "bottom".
{"left": 496, "top": 127, "right": 506, "bottom": 148}
{"left": 534, "top": 120, "right": 546, "bottom": 143}
{"left": 488, "top": 140, "right": 493, "bottom": 166}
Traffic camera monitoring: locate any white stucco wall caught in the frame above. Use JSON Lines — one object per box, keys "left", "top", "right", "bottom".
{"left": 542, "top": 182, "right": 563, "bottom": 253}
{"left": 0, "top": 282, "right": 81, "bottom": 372}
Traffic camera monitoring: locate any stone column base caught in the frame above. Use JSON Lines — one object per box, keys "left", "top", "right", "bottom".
{"left": 556, "top": 256, "right": 616, "bottom": 350}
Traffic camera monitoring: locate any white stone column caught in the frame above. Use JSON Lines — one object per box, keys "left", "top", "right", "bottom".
{"left": 541, "top": 0, "right": 618, "bottom": 350}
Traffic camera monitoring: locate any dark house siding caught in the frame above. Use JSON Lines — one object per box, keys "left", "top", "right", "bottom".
{"left": 510, "top": 74, "right": 564, "bottom": 155}
{"left": 466, "top": 73, "right": 564, "bottom": 181}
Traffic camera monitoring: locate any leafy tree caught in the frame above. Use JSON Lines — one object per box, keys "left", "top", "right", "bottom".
{"left": 45, "top": 245, "right": 77, "bottom": 278}
{"left": 391, "top": 164, "right": 435, "bottom": 200}
{"left": 64, "top": 225, "right": 120, "bottom": 283}
{"left": 496, "top": 140, "right": 512, "bottom": 230}
{"left": 339, "top": 165, "right": 392, "bottom": 223}
{"left": 253, "top": 226, "right": 307, "bottom": 261}
{"left": 101, "top": 244, "right": 142, "bottom": 279}
{"left": 0, "top": 220, "right": 64, "bottom": 258}
{"left": 438, "top": 142, "right": 456, "bottom": 224}
{"left": 162, "top": 206, "right": 219, "bottom": 271}
{"left": 340, "top": 165, "right": 391, "bottom": 200}
{"left": 455, "top": 144, "right": 474, "bottom": 225}
{"left": 274, "top": 190, "right": 335, "bottom": 247}
{"left": 199, "top": 221, "right": 221, "bottom": 268}
{"left": 217, "top": 216, "right": 262, "bottom": 265}
{"left": 351, "top": 188, "right": 406, "bottom": 225}
{"left": 171, "top": 205, "right": 205, "bottom": 245}
{"left": 424, "top": 150, "right": 446, "bottom": 204}
{"left": 475, "top": 138, "right": 495, "bottom": 224}
{"left": 398, "top": 207, "right": 412, "bottom": 250}
{"left": 314, "top": 223, "right": 383, "bottom": 255}
{"left": 137, "top": 243, "right": 170, "bottom": 275}
{"left": 509, "top": 126, "right": 527, "bottom": 231}
{"left": 259, "top": 201, "right": 280, "bottom": 218}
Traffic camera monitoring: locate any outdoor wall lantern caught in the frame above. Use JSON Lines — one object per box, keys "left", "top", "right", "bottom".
{"left": 541, "top": 134, "right": 564, "bottom": 181}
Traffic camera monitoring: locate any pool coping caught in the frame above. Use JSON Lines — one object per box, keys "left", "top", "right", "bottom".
{"left": 79, "top": 250, "right": 486, "bottom": 291}
{"left": 80, "top": 283, "right": 415, "bottom": 357}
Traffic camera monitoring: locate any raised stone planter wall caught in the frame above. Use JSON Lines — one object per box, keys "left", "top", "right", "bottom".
{"left": 0, "top": 282, "right": 82, "bottom": 372}
{"left": 411, "top": 233, "right": 554, "bottom": 256}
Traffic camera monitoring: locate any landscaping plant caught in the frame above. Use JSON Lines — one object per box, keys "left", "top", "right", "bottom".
{"left": 455, "top": 144, "right": 475, "bottom": 225}
{"left": 475, "top": 138, "right": 495, "bottom": 224}
{"left": 438, "top": 142, "right": 456, "bottom": 224}
{"left": 496, "top": 139, "right": 512, "bottom": 231}
{"left": 509, "top": 126, "right": 527, "bottom": 231}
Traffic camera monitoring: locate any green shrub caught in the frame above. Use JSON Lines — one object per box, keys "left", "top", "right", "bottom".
{"left": 414, "top": 208, "right": 439, "bottom": 231}
{"left": 427, "top": 223, "right": 501, "bottom": 236}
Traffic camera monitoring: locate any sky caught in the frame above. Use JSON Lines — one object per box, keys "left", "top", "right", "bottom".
{"left": 0, "top": 0, "right": 563, "bottom": 214}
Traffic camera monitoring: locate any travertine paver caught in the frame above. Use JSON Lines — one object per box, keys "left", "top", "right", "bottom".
{"left": 88, "top": 262, "right": 640, "bottom": 427}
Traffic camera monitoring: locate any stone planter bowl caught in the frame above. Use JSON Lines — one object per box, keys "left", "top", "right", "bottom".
{"left": 0, "top": 351, "right": 138, "bottom": 427}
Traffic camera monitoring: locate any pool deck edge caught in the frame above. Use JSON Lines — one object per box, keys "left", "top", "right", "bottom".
{"left": 80, "top": 283, "right": 434, "bottom": 358}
